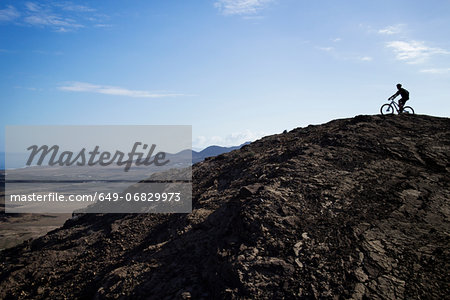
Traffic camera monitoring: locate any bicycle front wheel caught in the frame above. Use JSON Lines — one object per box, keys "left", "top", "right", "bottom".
{"left": 380, "top": 104, "right": 394, "bottom": 115}
{"left": 402, "top": 106, "right": 414, "bottom": 114}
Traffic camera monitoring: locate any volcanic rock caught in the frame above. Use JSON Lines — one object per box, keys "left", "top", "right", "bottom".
{"left": 0, "top": 114, "right": 449, "bottom": 299}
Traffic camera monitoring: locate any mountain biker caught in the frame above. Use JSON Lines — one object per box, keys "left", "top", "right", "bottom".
{"left": 388, "top": 83, "right": 409, "bottom": 113}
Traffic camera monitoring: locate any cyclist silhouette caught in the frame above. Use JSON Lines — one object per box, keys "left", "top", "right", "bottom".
{"left": 388, "top": 83, "right": 409, "bottom": 113}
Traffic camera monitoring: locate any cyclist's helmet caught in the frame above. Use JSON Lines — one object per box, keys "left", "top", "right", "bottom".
{"left": 396, "top": 83, "right": 402, "bottom": 88}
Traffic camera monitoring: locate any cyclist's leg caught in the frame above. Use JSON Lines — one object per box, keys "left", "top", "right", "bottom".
{"left": 399, "top": 98, "right": 405, "bottom": 112}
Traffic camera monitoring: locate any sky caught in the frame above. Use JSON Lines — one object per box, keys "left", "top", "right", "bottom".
{"left": 1, "top": 0, "right": 450, "bottom": 153}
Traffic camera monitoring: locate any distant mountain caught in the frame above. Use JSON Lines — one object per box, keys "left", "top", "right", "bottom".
{"left": 192, "top": 142, "right": 250, "bottom": 163}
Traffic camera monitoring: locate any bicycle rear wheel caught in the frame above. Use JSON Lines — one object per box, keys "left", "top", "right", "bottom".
{"left": 380, "top": 104, "right": 394, "bottom": 115}
{"left": 402, "top": 106, "right": 414, "bottom": 114}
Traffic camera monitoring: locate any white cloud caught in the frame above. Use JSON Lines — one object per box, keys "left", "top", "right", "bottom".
{"left": 420, "top": 68, "right": 450, "bottom": 74}
{"left": 316, "top": 46, "right": 372, "bottom": 62}
{"left": 59, "top": 82, "right": 185, "bottom": 98}
{"left": 332, "top": 38, "right": 342, "bottom": 42}
{"left": 0, "top": 5, "right": 20, "bottom": 22}
{"left": 378, "top": 24, "right": 404, "bottom": 35}
{"left": 24, "top": 15, "right": 83, "bottom": 30}
{"left": 215, "top": 0, "right": 274, "bottom": 16}
{"left": 317, "top": 46, "right": 334, "bottom": 52}
{"left": 193, "top": 129, "right": 267, "bottom": 149}
{"left": 22, "top": 1, "right": 85, "bottom": 31}
{"left": 358, "top": 56, "right": 373, "bottom": 61}
{"left": 55, "top": 3, "right": 96, "bottom": 13}
{"left": 386, "top": 40, "right": 449, "bottom": 64}
{"left": 25, "top": 2, "right": 40, "bottom": 12}
{"left": 94, "top": 23, "right": 112, "bottom": 28}
{"left": 0, "top": 2, "right": 103, "bottom": 31}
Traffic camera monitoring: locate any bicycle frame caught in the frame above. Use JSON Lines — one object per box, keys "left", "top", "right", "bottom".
{"left": 388, "top": 99, "right": 401, "bottom": 113}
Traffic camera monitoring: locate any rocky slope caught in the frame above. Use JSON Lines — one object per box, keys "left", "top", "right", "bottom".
{"left": 0, "top": 114, "right": 449, "bottom": 299}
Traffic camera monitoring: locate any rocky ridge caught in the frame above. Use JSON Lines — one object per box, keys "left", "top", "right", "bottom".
{"left": 0, "top": 114, "right": 449, "bottom": 299}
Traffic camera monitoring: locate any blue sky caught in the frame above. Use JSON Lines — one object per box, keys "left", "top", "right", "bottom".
{"left": 1, "top": 0, "right": 450, "bottom": 152}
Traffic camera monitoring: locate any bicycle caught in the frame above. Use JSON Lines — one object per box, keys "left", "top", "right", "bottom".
{"left": 380, "top": 99, "right": 414, "bottom": 115}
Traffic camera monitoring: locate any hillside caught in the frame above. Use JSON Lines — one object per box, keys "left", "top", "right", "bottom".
{"left": 0, "top": 114, "right": 449, "bottom": 299}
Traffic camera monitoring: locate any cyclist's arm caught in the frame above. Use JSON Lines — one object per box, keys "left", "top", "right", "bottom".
{"left": 389, "top": 91, "right": 399, "bottom": 100}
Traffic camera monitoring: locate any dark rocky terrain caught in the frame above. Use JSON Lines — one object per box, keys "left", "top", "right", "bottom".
{"left": 0, "top": 114, "right": 449, "bottom": 299}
